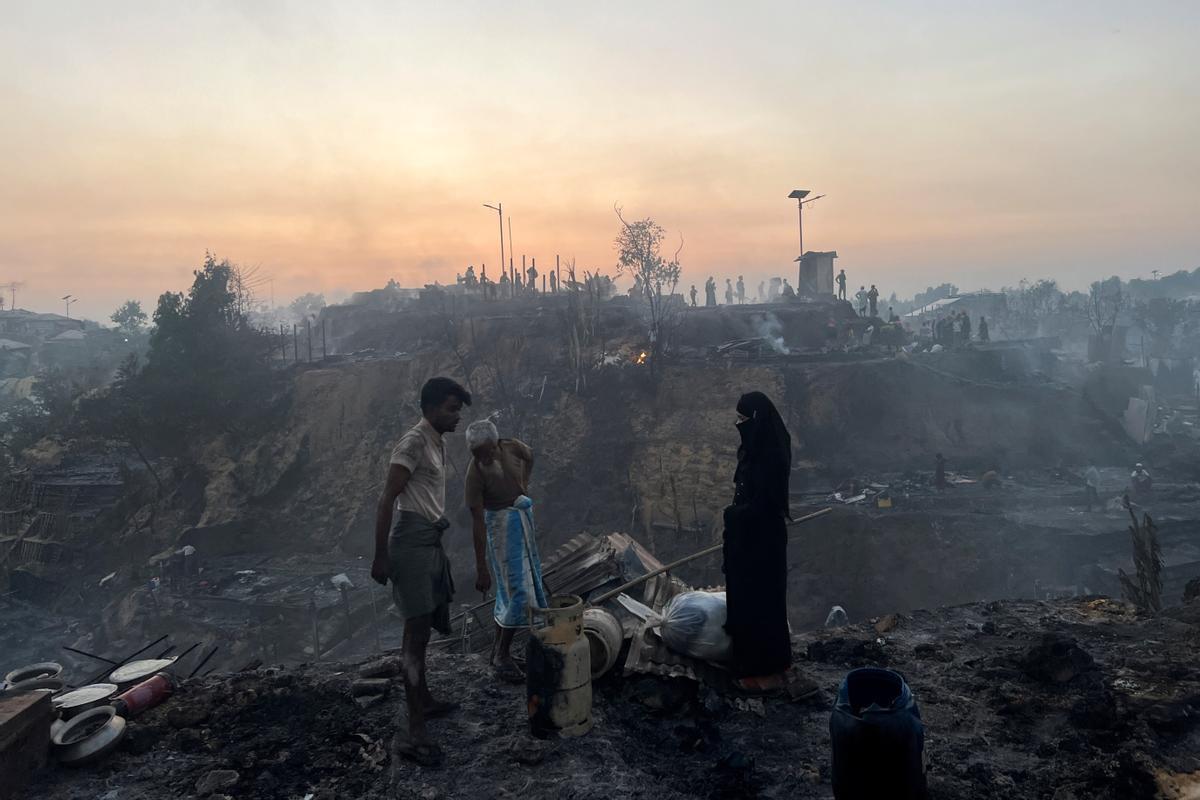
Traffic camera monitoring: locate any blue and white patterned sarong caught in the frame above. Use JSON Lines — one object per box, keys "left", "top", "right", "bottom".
{"left": 484, "top": 495, "right": 549, "bottom": 628}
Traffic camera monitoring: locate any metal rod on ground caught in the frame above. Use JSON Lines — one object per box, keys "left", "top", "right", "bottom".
{"left": 169, "top": 642, "right": 203, "bottom": 671}
{"left": 310, "top": 597, "right": 320, "bottom": 662}
{"left": 187, "top": 646, "right": 219, "bottom": 680}
{"left": 369, "top": 587, "right": 382, "bottom": 653}
{"left": 590, "top": 507, "right": 833, "bottom": 605}
{"left": 156, "top": 645, "right": 176, "bottom": 658}
{"left": 61, "top": 646, "right": 117, "bottom": 666}
{"left": 340, "top": 586, "right": 352, "bottom": 638}
{"left": 86, "top": 634, "right": 170, "bottom": 684}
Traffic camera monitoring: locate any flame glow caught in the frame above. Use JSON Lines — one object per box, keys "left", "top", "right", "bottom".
{"left": 635, "top": 351, "right": 647, "bottom": 365}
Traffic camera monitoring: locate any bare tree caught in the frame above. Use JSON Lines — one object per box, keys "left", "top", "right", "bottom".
{"left": 1000, "top": 279, "right": 1061, "bottom": 339}
{"left": 1087, "top": 277, "right": 1125, "bottom": 334}
{"left": 614, "top": 206, "right": 682, "bottom": 376}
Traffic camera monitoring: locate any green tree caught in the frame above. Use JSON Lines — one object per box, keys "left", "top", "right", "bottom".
{"left": 110, "top": 300, "right": 148, "bottom": 333}
{"left": 1003, "top": 279, "right": 1062, "bottom": 338}
{"left": 5, "top": 369, "right": 75, "bottom": 454}
{"left": 81, "top": 253, "right": 279, "bottom": 459}
{"left": 1134, "top": 297, "right": 1187, "bottom": 357}
{"left": 288, "top": 292, "right": 326, "bottom": 322}
{"left": 77, "top": 354, "right": 165, "bottom": 495}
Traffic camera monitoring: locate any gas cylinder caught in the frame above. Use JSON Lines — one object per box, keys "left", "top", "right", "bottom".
{"left": 526, "top": 594, "right": 592, "bottom": 738}
{"left": 112, "top": 672, "right": 174, "bottom": 718}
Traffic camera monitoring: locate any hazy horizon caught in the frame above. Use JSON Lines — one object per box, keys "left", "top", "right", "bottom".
{"left": 3, "top": 2, "right": 1198, "bottom": 322}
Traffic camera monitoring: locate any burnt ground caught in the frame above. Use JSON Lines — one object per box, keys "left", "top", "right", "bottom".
{"left": 30, "top": 596, "right": 1200, "bottom": 800}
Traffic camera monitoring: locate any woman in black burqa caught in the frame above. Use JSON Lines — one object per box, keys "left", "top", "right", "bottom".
{"left": 723, "top": 390, "right": 793, "bottom": 689}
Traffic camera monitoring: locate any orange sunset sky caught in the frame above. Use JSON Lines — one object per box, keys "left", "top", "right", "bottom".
{"left": 3, "top": 2, "right": 1198, "bottom": 322}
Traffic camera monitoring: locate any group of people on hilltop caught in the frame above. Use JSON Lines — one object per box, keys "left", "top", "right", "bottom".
{"left": 456, "top": 263, "right": 562, "bottom": 299}
{"left": 926, "top": 310, "right": 988, "bottom": 345}
{"left": 853, "top": 281, "right": 881, "bottom": 318}
{"left": 373, "top": 378, "right": 796, "bottom": 765}
{"left": 688, "top": 275, "right": 799, "bottom": 306}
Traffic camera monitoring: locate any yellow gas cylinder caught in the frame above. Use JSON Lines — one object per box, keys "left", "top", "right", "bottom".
{"left": 527, "top": 594, "right": 593, "bottom": 738}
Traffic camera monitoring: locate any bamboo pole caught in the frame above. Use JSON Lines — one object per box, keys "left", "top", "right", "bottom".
{"left": 590, "top": 507, "right": 832, "bottom": 605}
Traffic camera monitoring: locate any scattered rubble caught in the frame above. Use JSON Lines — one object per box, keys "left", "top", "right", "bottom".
{"left": 6, "top": 596, "right": 1195, "bottom": 799}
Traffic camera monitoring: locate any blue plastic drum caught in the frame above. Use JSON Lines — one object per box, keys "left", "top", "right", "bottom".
{"left": 830, "top": 667, "right": 927, "bottom": 800}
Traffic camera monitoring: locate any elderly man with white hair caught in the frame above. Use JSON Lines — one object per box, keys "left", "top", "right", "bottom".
{"left": 464, "top": 418, "right": 547, "bottom": 683}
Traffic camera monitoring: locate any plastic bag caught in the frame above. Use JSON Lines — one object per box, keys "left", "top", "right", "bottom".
{"left": 658, "top": 591, "right": 732, "bottom": 663}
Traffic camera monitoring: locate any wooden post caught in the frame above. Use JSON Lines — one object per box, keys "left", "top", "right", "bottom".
{"left": 556, "top": 254, "right": 560, "bottom": 293}
{"left": 306, "top": 319, "right": 313, "bottom": 362}
{"left": 293, "top": 324, "right": 298, "bottom": 363}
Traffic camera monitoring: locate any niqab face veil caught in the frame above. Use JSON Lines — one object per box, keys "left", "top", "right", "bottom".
{"left": 735, "top": 391, "right": 791, "bottom": 472}
{"left": 734, "top": 391, "right": 792, "bottom": 520}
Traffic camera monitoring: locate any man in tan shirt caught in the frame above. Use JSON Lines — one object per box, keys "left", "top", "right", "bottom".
{"left": 370, "top": 376, "right": 483, "bottom": 766}
{"left": 464, "top": 419, "right": 547, "bottom": 682}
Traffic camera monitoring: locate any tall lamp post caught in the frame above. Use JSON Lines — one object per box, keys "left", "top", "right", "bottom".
{"left": 62, "top": 294, "right": 76, "bottom": 318}
{"left": 787, "top": 189, "right": 826, "bottom": 258}
{"left": 483, "top": 203, "right": 504, "bottom": 291}
{"left": 788, "top": 189, "right": 825, "bottom": 287}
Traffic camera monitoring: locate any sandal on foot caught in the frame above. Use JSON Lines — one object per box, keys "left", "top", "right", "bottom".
{"left": 735, "top": 674, "right": 786, "bottom": 696}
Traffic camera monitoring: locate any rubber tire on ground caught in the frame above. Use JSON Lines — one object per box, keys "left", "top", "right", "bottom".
{"left": 7, "top": 677, "right": 65, "bottom": 692}
{"left": 4, "top": 662, "right": 64, "bottom": 685}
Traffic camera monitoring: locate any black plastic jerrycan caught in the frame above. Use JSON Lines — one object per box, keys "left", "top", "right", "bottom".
{"left": 830, "top": 667, "right": 927, "bottom": 800}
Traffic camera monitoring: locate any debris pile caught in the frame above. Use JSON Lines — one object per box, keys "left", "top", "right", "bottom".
{"left": 2, "top": 596, "right": 1194, "bottom": 799}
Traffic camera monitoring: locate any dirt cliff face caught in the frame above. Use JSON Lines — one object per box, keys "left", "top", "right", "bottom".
{"left": 175, "top": 343, "right": 1134, "bottom": 629}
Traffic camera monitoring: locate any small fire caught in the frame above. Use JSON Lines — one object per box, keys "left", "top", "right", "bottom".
{"left": 635, "top": 351, "right": 647, "bottom": 365}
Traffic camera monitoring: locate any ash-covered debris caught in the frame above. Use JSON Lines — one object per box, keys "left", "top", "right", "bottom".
{"left": 18, "top": 596, "right": 1200, "bottom": 800}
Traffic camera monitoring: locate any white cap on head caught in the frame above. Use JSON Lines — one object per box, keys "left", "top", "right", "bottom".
{"left": 466, "top": 419, "right": 499, "bottom": 450}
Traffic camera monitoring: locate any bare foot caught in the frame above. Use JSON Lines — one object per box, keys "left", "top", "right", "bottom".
{"left": 393, "top": 732, "right": 444, "bottom": 767}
